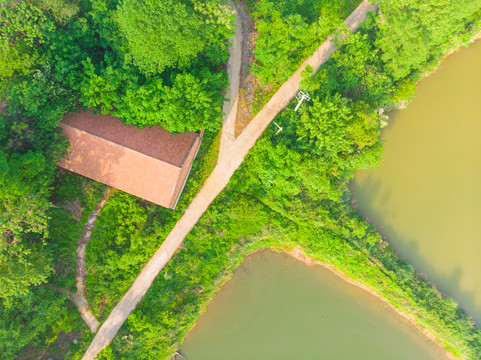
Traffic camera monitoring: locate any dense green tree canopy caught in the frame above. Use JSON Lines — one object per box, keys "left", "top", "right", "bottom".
{"left": 376, "top": 0, "right": 481, "bottom": 80}
{"left": 0, "top": 114, "right": 62, "bottom": 298}
{"left": 0, "top": 0, "right": 233, "bottom": 302}
{"left": 116, "top": 0, "right": 233, "bottom": 75}
{"left": 0, "top": 1, "right": 53, "bottom": 78}
{"left": 3, "top": 0, "right": 481, "bottom": 358}
{"left": 116, "top": 0, "right": 206, "bottom": 74}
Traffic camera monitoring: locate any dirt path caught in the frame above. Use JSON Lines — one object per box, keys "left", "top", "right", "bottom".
{"left": 75, "top": 188, "right": 115, "bottom": 333}
{"left": 218, "top": 1, "right": 243, "bottom": 163}
{"left": 82, "top": 2, "right": 377, "bottom": 358}
{"left": 234, "top": 2, "right": 260, "bottom": 136}
{"left": 51, "top": 285, "right": 100, "bottom": 334}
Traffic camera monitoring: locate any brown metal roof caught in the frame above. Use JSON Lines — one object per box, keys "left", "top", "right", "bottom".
{"left": 62, "top": 109, "right": 198, "bottom": 167}
{"left": 57, "top": 110, "right": 201, "bottom": 208}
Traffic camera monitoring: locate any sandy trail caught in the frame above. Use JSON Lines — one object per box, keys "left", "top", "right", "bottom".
{"left": 81, "top": 2, "right": 377, "bottom": 359}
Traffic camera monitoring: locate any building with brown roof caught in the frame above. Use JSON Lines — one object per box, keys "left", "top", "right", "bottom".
{"left": 57, "top": 109, "right": 201, "bottom": 209}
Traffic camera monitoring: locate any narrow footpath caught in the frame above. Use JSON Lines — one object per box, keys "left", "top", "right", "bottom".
{"left": 74, "top": 188, "right": 115, "bottom": 333}
{"left": 218, "top": 1, "right": 243, "bottom": 163}
{"left": 82, "top": 2, "right": 378, "bottom": 359}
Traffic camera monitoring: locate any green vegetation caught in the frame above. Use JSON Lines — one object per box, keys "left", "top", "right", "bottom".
{"left": 3, "top": 0, "right": 481, "bottom": 359}
{"left": 0, "top": 0, "right": 231, "bottom": 356}
{"left": 249, "top": 0, "right": 358, "bottom": 86}
{"left": 0, "top": 0, "right": 231, "bottom": 293}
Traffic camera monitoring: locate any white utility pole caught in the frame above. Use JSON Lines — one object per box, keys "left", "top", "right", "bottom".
{"left": 272, "top": 121, "right": 283, "bottom": 135}
{"left": 294, "top": 90, "right": 310, "bottom": 111}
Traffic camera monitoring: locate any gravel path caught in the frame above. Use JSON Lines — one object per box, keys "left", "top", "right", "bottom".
{"left": 82, "top": 2, "right": 378, "bottom": 359}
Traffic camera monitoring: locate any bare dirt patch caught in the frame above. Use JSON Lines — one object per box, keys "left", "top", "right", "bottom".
{"left": 235, "top": 2, "right": 260, "bottom": 136}
{"left": 18, "top": 331, "right": 82, "bottom": 360}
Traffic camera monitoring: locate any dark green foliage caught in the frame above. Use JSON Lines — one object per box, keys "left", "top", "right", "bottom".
{"left": 1, "top": 64, "right": 79, "bottom": 133}
{"left": 0, "top": 286, "right": 69, "bottom": 358}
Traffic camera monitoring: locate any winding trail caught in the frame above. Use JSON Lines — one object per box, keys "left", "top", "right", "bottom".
{"left": 75, "top": 188, "right": 116, "bottom": 333}
{"left": 82, "top": 2, "right": 377, "bottom": 358}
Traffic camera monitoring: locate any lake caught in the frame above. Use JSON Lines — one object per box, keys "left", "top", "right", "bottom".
{"left": 352, "top": 40, "right": 481, "bottom": 325}
{"left": 181, "top": 251, "right": 449, "bottom": 360}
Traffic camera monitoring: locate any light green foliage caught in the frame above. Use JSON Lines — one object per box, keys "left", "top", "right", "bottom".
{"left": 320, "top": 33, "right": 393, "bottom": 104}
{"left": 251, "top": 1, "right": 314, "bottom": 85}
{"left": 376, "top": 0, "right": 481, "bottom": 80}
{"left": 250, "top": 0, "right": 353, "bottom": 86}
{"left": 0, "top": 151, "right": 51, "bottom": 237}
{"left": 116, "top": 0, "right": 231, "bottom": 75}
{"left": 0, "top": 149, "right": 54, "bottom": 297}
{"left": 26, "top": 0, "right": 80, "bottom": 23}
{"left": 85, "top": 193, "right": 175, "bottom": 312}
{"left": 0, "top": 42, "right": 37, "bottom": 79}
{"left": 231, "top": 138, "right": 338, "bottom": 226}
{"left": 298, "top": 94, "right": 354, "bottom": 158}
{"left": 0, "top": 244, "right": 52, "bottom": 299}
{"left": 148, "top": 72, "right": 226, "bottom": 132}
{"left": 43, "top": 0, "right": 229, "bottom": 132}
{"left": 0, "top": 1, "right": 54, "bottom": 78}
{"left": 191, "top": 0, "right": 235, "bottom": 43}
{"left": 297, "top": 94, "right": 381, "bottom": 164}
{"left": 77, "top": 58, "right": 226, "bottom": 132}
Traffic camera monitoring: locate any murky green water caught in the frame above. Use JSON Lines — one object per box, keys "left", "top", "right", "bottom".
{"left": 181, "top": 251, "right": 449, "bottom": 360}
{"left": 352, "top": 40, "right": 481, "bottom": 325}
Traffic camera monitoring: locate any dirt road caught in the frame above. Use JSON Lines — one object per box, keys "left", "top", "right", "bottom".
{"left": 218, "top": 1, "right": 243, "bottom": 163}
{"left": 82, "top": 2, "right": 378, "bottom": 359}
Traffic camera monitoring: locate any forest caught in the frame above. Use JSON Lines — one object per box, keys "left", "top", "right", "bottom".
{"left": 2, "top": 0, "right": 481, "bottom": 359}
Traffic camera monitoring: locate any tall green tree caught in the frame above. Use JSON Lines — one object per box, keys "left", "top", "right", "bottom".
{"left": 0, "top": 114, "right": 65, "bottom": 298}
{"left": 0, "top": 1, "right": 54, "bottom": 78}
{"left": 376, "top": 0, "right": 481, "bottom": 80}
{"left": 116, "top": 0, "right": 231, "bottom": 75}
{"left": 0, "top": 149, "right": 55, "bottom": 297}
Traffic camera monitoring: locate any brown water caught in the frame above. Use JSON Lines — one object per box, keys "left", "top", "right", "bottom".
{"left": 181, "top": 251, "right": 449, "bottom": 360}
{"left": 352, "top": 40, "right": 481, "bottom": 325}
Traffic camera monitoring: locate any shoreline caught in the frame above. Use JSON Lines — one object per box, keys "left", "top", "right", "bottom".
{"left": 181, "top": 244, "right": 459, "bottom": 360}
{"left": 177, "top": 17, "right": 481, "bottom": 360}
{"left": 276, "top": 246, "right": 459, "bottom": 360}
